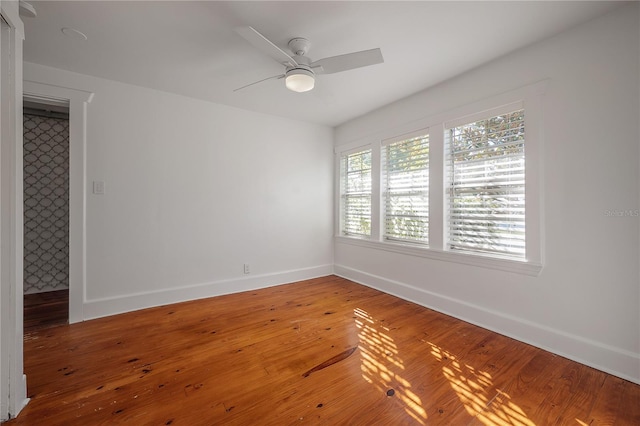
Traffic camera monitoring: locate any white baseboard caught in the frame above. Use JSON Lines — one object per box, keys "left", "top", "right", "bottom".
{"left": 82, "top": 264, "right": 334, "bottom": 321}
{"left": 334, "top": 264, "right": 640, "bottom": 385}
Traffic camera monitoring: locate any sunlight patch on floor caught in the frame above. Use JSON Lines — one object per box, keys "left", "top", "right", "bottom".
{"left": 430, "top": 343, "right": 536, "bottom": 426}
{"left": 354, "top": 308, "right": 427, "bottom": 424}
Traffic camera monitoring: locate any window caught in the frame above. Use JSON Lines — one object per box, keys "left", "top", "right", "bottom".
{"left": 446, "top": 107, "right": 525, "bottom": 259}
{"left": 340, "top": 148, "right": 372, "bottom": 237}
{"left": 335, "top": 82, "right": 543, "bottom": 275}
{"left": 382, "top": 132, "right": 429, "bottom": 244}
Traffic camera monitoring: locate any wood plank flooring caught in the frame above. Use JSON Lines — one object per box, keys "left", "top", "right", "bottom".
{"left": 23, "top": 289, "right": 68, "bottom": 332}
{"left": 6, "top": 276, "right": 640, "bottom": 425}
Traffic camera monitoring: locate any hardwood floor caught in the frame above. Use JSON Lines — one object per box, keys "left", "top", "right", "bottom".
{"left": 23, "top": 289, "right": 68, "bottom": 332}
{"left": 7, "top": 276, "right": 639, "bottom": 425}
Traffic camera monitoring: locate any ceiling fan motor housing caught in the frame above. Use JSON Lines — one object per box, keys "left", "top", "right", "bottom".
{"left": 285, "top": 53, "right": 314, "bottom": 78}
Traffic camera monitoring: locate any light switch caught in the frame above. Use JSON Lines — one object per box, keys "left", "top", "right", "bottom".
{"left": 93, "top": 181, "right": 105, "bottom": 195}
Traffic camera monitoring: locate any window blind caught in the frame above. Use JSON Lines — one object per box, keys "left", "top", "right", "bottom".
{"left": 382, "top": 133, "right": 429, "bottom": 244}
{"left": 341, "top": 149, "right": 372, "bottom": 237}
{"left": 446, "top": 109, "right": 525, "bottom": 258}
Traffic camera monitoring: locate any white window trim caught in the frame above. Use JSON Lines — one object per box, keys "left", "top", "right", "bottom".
{"left": 335, "top": 81, "right": 546, "bottom": 276}
{"left": 335, "top": 235, "right": 542, "bottom": 276}
{"left": 381, "top": 128, "right": 431, "bottom": 146}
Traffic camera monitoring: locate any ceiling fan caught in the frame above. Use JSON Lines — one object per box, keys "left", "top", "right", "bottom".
{"left": 234, "top": 26, "right": 384, "bottom": 93}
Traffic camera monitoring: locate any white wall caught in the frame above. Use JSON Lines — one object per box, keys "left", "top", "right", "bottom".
{"left": 24, "top": 62, "right": 334, "bottom": 319}
{"left": 334, "top": 4, "right": 639, "bottom": 383}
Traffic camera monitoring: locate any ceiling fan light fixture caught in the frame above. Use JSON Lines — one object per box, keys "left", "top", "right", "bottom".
{"left": 285, "top": 68, "right": 315, "bottom": 92}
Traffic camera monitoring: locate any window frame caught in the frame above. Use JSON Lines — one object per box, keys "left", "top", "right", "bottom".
{"left": 335, "top": 81, "right": 545, "bottom": 276}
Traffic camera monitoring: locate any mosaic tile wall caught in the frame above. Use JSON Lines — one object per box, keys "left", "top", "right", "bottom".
{"left": 23, "top": 113, "right": 69, "bottom": 294}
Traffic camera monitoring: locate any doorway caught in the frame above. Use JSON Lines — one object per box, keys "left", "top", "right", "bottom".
{"left": 22, "top": 99, "right": 70, "bottom": 332}
{"left": 22, "top": 81, "right": 93, "bottom": 325}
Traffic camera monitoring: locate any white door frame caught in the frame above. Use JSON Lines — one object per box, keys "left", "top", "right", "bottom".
{"left": 0, "top": 0, "right": 26, "bottom": 420}
{"left": 23, "top": 82, "right": 94, "bottom": 324}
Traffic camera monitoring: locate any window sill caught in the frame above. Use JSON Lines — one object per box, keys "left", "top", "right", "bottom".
{"left": 334, "top": 236, "right": 542, "bottom": 276}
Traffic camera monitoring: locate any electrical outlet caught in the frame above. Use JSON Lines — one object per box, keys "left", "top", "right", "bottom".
{"left": 243, "top": 263, "right": 250, "bottom": 274}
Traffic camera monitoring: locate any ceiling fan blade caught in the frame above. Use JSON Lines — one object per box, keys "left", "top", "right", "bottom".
{"left": 233, "top": 74, "right": 285, "bottom": 92}
{"left": 235, "top": 26, "right": 298, "bottom": 68}
{"left": 311, "top": 48, "right": 383, "bottom": 74}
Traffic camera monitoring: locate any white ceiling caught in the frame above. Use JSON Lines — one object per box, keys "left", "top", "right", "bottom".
{"left": 23, "top": 1, "right": 624, "bottom": 127}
